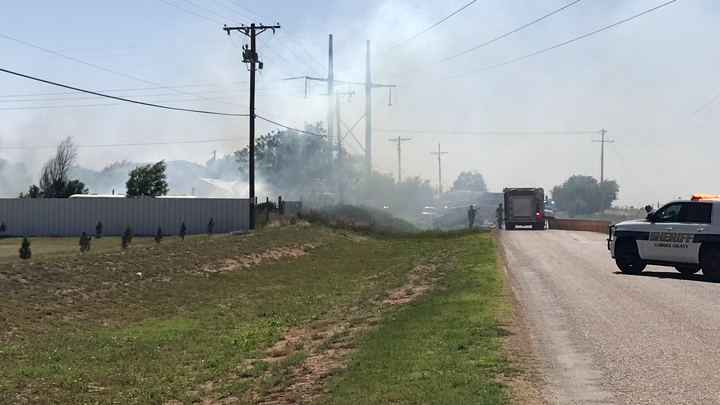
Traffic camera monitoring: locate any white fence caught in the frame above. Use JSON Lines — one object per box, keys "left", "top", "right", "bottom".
{"left": 0, "top": 198, "right": 250, "bottom": 237}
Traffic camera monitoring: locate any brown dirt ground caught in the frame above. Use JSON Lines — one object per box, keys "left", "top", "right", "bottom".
{"left": 493, "top": 230, "right": 549, "bottom": 405}
{"left": 183, "top": 264, "right": 438, "bottom": 405}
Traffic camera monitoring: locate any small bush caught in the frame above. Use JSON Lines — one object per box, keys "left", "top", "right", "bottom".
{"left": 19, "top": 237, "right": 31, "bottom": 260}
{"left": 179, "top": 222, "right": 187, "bottom": 240}
{"left": 95, "top": 221, "right": 103, "bottom": 239}
{"left": 0, "top": 221, "right": 6, "bottom": 238}
{"left": 154, "top": 226, "right": 164, "bottom": 244}
{"left": 79, "top": 232, "right": 91, "bottom": 253}
{"left": 207, "top": 218, "right": 215, "bottom": 235}
{"left": 121, "top": 226, "right": 133, "bottom": 249}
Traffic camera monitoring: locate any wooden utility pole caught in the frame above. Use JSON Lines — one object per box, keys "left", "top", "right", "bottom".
{"left": 591, "top": 129, "right": 614, "bottom": 185}
{"left": 223, "top": 23, "right": 280, "bottom": 230}
{"left": 389, "top": 136, "right": 411, "bottom": 183}
{"left": 431, "top": 143, "right": 448, "bottom": 197}
{"left": 365, "top": 40, "right": 395, "bottom": 179}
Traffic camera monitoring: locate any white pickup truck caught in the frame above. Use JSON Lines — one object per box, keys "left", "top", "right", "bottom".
{"left": 608, "top": 195, "right": 720, "bottom": 280}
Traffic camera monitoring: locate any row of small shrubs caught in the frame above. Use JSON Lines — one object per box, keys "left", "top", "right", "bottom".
{"left": 17, "top": 218, "right": 217, "bottom": 259}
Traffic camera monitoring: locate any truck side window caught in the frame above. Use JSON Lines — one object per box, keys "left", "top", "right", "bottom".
{"left": 678, "top": 202, "right": 712, "bottom": 224}
{"left": 654, "top": 203, "right": 683, "bottom": 223}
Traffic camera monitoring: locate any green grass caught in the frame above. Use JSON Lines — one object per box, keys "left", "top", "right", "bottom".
{"left": 317, "top": 232, "right": 513, "bottom": 405}
{"left": 0, "top": 224, "right": 515, "bottom": 404}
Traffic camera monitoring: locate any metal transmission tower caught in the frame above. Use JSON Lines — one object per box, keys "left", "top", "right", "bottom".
{"left": 591, "top": 129, "right": 614, "bottom": 186}
{"left": 389, "top": 136, "right": 411, "bottom": 183}
{"left": 365, "top": 40, "right": 396, "bottom": 178}
{"left": 431, "top": 143, "right": 448, "bottom": 197}
{"left": 223, "top": 23, "right": 280, "bottom": 230}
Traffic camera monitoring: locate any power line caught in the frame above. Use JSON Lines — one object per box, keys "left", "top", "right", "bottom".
{"left": 0, "top": 138, "right": 243, "bottom": 150}
{"left": 158, "top": 0, "right": 225, "bottom": 24}
{"left": 177, "top": 0, "right": 239, "bottom": 23}
{"left": 270, "top": 35, "right": 323, "bottom": 77}
{"left": 255, "top": 115, "right": 326, "bottom": 137}
{"left": 400, "top": 0, "right": 678, "bottom": 86}
{"left": 224, "top": 0, "right": 275, "bottom": 22}
{"left": 374, "top": 0, "right": 478, "bottom": 58}
{"left": 631, "top": 91, "right": 720, "bottom": 144}
{"left": 373, "top": 129, "right": 596, "bottom": 135}
{"left": 283, "top": 30, "right": 327, "bottom": 72}
{"left": 0, "top": 32, "right": 245, "bottom": 108}
{"left": 385, "top": 0, "right": 583, "bottom": 78}
{"left": 208, "top": 0, "right": 253, "bottom": 20}
{"left": 0, "top": 67, "right": 247, "bottom": 116}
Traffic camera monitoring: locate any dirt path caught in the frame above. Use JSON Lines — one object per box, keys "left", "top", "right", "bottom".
{"left": 499, "top": 229, "right": 720, "bottom": 405}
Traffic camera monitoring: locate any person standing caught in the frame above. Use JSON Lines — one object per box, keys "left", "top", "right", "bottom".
{"left": 496, "top": 203, "right": 504, "bottom": 229}
{"left": 468, "top": 205, "right": 480, "bottom": 229}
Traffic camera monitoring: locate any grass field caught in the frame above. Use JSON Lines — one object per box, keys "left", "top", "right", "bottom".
{"left": 0, "top": 220, "right": 516, "bottom": 404}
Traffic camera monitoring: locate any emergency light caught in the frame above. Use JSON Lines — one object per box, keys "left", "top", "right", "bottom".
{"left": 692, "top": 194, "right": 720, "bottom": 200}
{"left": 536, "top": 212, "right": 541, "bottom": 217}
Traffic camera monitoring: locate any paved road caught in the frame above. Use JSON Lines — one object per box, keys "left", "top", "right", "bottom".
{"left": 500, "top": 229, "right": 720, "bottom": 405}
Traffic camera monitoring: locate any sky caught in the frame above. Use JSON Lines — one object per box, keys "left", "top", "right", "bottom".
{"left": 0, "top": 0, "right": 717, "bottom": 207}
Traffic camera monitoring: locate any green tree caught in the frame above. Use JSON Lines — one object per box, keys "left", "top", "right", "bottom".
{"left": 154, "top": 226, "right": 164, "bottom": 244}
{"left": 121, "top": 226, "right": 133, "bottom": 249}
{"left": 179, "top": 222, "right": 187, "bottom": 240}
{"left": 126, "top": 161, "right": 169, "bottom": 197}
{"left": 19, "top": 237, "right": 31, "bottom": 260}
{"left": 95, "top": 222, "right": 103, "bottom": 239}
{"left": 450, "top": 171, "right": 488, "bottom": 192}
{"left": 206, "top": 218, "right": 215, "bottom": 235}
{"left": 551, "top": 175, "right": 619, "bottom": 217}
{"left": 0, "top": 221, "right": 6, "bottom": 238}
{"left": 79, "top": 232, "right": 91, "bottom": 253}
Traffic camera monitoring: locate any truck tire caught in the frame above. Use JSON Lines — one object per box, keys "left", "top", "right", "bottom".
{"left": 615, "top": 241, "right": 646, "bottom": 274}
{"left": 674, "top": 265, "right": 700, "bottom": 275}
{"left": 506, "top": 224, "right": 515, "bottom": 230}
{"left": 533, "top": 222, "right": 546, "bottom": 230}
{"left": 701, "top": 247, "right": 720, "bottom": 281}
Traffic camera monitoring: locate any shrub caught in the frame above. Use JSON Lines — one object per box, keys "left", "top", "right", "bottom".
{"left": 19, "top": 237, "right": 31, "bottom": 260}
{"left": 95, "top": 221, "right": 103, "bottom": 239}
{"left": 121, "top": 226, "right": 133, "bottom": 249}
{"left": 207, "top": 218, "right": 215, "bottom": 235}
{"left": 0, "top": 221, "right": 6, "bottom": 238}
{"left": 179, "top": 222, "right": 187, "bottom": 240}
{"left": 154, "top": 226, "right": 164, "bottom": 245}
{"left": 79, "top": 231, "right": 91, "bottom": 253}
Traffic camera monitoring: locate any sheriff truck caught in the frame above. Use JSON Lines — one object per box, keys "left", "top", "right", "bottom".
{"left": 608, "top": 194, "right": 720, "bottom": 280}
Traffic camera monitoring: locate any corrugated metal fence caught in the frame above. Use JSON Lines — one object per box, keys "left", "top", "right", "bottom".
{"left": 0, "top": 198, "right": 250, "bottom": 237}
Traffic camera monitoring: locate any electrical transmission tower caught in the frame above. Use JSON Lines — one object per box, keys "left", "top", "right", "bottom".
{"left": 389, "top": 136, "right": 411, "bottom": 183}
{"left": 591, "top": 129, "right": 614, "bottom": 186}
{"left": 223, "top": 23, "right": 280, "bottom": 230}
{"left": 431, "top": 143, "right": 448, "bottom": 197}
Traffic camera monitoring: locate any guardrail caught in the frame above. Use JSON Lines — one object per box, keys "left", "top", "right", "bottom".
{"left": 547, "top": 218, "right": 611, "bottom": 233}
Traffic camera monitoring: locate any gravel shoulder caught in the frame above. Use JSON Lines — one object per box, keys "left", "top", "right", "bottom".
{"left": 499, "top": 229, "right": 720, "bottom": 405}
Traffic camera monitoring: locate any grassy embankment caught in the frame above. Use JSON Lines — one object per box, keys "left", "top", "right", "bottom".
{"left": 0, "top": 214, "right": 516, "bottom": 404}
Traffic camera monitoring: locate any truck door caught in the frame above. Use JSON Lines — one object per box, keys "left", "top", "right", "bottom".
{"left": 640, "top": 202, "right": 709, "bottom": 263}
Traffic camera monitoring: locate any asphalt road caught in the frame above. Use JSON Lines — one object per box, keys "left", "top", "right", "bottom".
{"left": 500, "top": 229, "right": 720, "bottom": 405}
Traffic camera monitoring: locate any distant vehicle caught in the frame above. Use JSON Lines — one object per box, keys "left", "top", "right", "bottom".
{"left": 432, "top": 206, "right": 470, "bottom": 229}
{"left": 608, "top": 194, "right": 720, "bottom": 280}
{"left": 503, "top": 187, "right": 546, "bottom": 230}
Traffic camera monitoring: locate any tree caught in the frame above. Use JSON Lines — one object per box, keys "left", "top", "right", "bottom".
{"left": 207, "top": 218, "right": 215, "bottom": 235}
{"left": 126, "top": 161, "right": 169, "bottom": 197}
{"left": 551, "top": 175, "right": 619, "bottom": 217}
{"left": 79, "top": 232, "right": 91, "bottom": 253}
{"left": 179, "top": 222, "right": 187, "bottom": 240}
{"left": 451, "top": 171, "right": 488, "bottom": 192}
{"left": 21, "top": 137, "right": 89, "bottom": 198}
{"left": 121, "top": 226, "right": 133, "bottom": 249}
{"left": 19, "top": 237, "right": 31, "bottom": 260}
{"left": 0, "top": 221, "right": 6, "bottom": 238}
{"left": 154, "top": 226, "right": 164, "bottom": 244}
{"left": 95, "top": 222, "right": 103, "bottom": 239}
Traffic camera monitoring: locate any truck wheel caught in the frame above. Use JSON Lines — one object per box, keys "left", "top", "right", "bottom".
{"left": 701, "top": 248, "right": 720, "bottom": 281}
{"left": 506, "top": 224, "right": 515, "bottom": 230}
{"left": 615, "top": 241, "right": 646, "bottom": 274}
{"left": 675, "top": 265, "right": 700, "bottom": 275}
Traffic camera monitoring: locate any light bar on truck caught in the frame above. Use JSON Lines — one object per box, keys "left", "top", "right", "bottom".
{"left": 691, "top": 194, "right": 720, "bottom": 200}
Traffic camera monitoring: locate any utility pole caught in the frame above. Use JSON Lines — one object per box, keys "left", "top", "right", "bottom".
{"left": 365, "top": 40, "right": 395, "bottom": 178}
{"left": 431, "top": 143, "right": 448, "bottom": 197}
{"left": 328, "top": 35, "right": 334, "bottom": 154}
{"left": 389, "top": 136, "right": 411, "bottom": 183}
{"left": 591, "top": 129, "right": 614, "bottom": 186}
{"left": 224, "top": 23, "right": 280, "bottom": 230}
